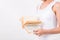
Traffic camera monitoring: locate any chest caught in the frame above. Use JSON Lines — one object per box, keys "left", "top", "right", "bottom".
{"left": 36, "top": 8, "right": 56, "bottom": 21}
{"left": 38, "top": 9, "right": 52, "bottom": 17}
{"left": 40, "top": 3, "right": 49, "bottom": 9}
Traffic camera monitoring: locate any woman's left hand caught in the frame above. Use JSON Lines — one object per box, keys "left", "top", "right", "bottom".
{"left": 33, "top": 29, "right": 44, "bottom": 36}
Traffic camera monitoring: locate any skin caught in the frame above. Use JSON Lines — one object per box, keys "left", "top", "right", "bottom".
{"left": 33, "top": 0, "right": 60, "bottom": 36}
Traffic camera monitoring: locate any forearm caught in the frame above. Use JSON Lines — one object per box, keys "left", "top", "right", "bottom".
{"left": 43, "top": 27, "right": 60, "bottom": 34}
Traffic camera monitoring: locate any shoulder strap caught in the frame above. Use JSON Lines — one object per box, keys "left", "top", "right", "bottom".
{"left": 48, "top": 0, "right": 56, "bottom": 9}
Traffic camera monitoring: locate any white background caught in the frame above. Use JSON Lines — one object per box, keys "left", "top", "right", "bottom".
{"left": 0, "top": 0, "right": 60, "bottom": 40}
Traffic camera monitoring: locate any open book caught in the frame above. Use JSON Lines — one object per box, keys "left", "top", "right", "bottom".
{"left": 20, "top": 16, "right": 43, "bottom": 34}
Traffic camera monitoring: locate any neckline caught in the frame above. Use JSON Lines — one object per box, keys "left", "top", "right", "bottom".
{"left": 39, "top": 0, "right": 54, "bottom": 10}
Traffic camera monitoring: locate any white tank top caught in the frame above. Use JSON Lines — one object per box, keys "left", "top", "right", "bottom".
{"left": 33, "top": 1, "right": 60, "bottom": 40}
{"left": 37, "top": 0, "right": 57, "bottom": 30}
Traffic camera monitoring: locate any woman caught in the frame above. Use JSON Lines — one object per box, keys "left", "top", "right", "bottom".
{"left": 33, "top": 0, "right": 60, "bottom": 40}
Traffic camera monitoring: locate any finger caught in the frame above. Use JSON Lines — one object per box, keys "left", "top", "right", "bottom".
{"left": 34, "top": 31, "right": 39, "bottom": 35}
{"left": 33, "top": 30, "right": 38, "bottom": 32}
{"left": 35, "top": 32, "right": 41, "bottom": 36}
{"left": 34, "top": 32, "right": 41, "bottom": 36}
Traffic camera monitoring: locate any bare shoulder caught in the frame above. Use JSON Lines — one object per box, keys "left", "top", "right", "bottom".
{"left": 54, "top": 2, "right": 60, "bottom": 10}
{"left": 55, "top": 2, "right": 60, "bottom": 5}
{"left": 52, "top": 2, "right": 60, "bottom": 15}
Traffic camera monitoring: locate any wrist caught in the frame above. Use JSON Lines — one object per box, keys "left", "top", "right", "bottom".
{"left": 42, "top": 29, "right": 48, "bottom": 35}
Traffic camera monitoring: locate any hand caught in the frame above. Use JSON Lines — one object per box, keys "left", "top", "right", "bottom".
{"left": 33, "top": 29, "right": 44, "bottom": 36}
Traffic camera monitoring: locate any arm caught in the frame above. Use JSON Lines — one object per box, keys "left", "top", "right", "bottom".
{"left": 33, "top": 2, "right": 60, "bottom": 36}
{"left": 43, "top": 2, "right": 60, "bottom": 34}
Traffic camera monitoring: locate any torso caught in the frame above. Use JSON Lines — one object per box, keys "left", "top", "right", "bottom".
{"left": 34, "top": 1, "right": 60, "bottom": 40}
{"left": 37, "top": 0, "right": 57, "bottom": 30}
{"left": 39, "top": 0, "right": 55, "bottom": 13}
